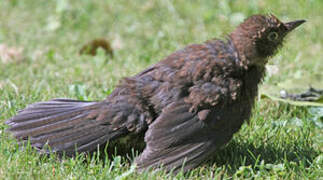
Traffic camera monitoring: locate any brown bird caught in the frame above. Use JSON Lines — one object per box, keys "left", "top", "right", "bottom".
{"left": 6, "top": 14, "right": 305, "bottom": 173}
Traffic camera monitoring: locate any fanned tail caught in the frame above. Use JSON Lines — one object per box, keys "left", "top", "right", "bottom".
{"left": 5, "top": 99, "right": 125, "bottom": 155}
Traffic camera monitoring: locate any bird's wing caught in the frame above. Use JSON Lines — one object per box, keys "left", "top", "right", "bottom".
{"left": 135, "top": 101, "right": 220, "bottom": 173}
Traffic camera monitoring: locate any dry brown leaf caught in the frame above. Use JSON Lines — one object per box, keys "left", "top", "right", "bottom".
{"left": 0, "top": 44, "right": 24, "bottom": 64}
{"left": 79, "top": 38, "right": 113, "bottom": 57}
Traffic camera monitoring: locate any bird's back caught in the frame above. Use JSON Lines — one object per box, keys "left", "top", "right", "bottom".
{"left": 115, "top": 38, "right": 256, "bottom": 115}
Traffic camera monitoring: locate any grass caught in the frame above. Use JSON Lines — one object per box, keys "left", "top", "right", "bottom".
{"left": 0, "top": 0, "right": 322, "bottom": 179}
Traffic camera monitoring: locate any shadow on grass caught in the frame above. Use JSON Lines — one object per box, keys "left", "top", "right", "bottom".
{"left": 3, "top": 129, "right": 318, "bottom": 176}
{"left": 87, "top": 135, "right": 319, "bottom": 176}
{"left": 206, "top": 139, "right": 319, "bottom": 174}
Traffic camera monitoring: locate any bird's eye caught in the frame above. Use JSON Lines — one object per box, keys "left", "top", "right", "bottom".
{"left": 267, "top": 32, "right": 279, "bottom": 41}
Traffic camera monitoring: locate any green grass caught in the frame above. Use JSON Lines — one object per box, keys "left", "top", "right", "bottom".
{"left": 0, "top": 0, "right": 322, "bottom": 179}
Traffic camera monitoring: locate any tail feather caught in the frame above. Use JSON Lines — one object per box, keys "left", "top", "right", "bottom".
{"left": 9, "top": 112, "right": 88, "bottom": 133}
{"left": 10, "top": 99, "right": 95, "bottom": 122}
{"left": 43, "top": 124, "right": 106, "bottom": 147}
{"left": 74, "top": 130, "right": 124, "bottom": 153}
{"left": 10, "top": 111, "right": 92, "bottom": 139}
{"left": 5, "top": 98, "right": 126, "bottom": 155}
{"left": 30, "top": 119, "right": 99, "bottom": 143}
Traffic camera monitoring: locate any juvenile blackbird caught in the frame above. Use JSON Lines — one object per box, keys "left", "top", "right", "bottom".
{"left": 6, "top": 14, "right": 305, "bottom": 173}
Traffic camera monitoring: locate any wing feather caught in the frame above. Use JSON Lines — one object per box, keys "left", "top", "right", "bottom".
{"left": 136, "top": 102, "right": 218, "bottom": 173}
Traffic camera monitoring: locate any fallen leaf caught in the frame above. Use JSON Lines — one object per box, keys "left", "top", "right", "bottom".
{"left": 80, "top": 38, "right": 113, "bottom": 57}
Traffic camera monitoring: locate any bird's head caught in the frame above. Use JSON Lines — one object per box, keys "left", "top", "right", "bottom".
{"left": 230, "top": 14, "right": 305, "bottom": 67}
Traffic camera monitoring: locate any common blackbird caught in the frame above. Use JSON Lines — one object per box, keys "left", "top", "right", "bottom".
{"left": 6, "top": 14, "right": 305, "bottom": 173}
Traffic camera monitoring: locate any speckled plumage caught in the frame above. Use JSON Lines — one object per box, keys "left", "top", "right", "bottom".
{"left": 6, "top": 14, "right": 305, "bottom": 173}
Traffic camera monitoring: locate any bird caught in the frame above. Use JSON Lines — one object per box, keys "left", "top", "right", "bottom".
{"left": 5, "top": 14, "right": 305, "bottom": 173}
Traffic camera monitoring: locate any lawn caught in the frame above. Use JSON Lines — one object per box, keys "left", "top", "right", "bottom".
{"left": 0, "top": 0, "right": 322, "bottom": 179}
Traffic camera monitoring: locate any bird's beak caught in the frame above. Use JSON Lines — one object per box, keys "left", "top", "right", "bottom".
{"left": 284, "top": 19, "right": 306, "bottom": 32}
